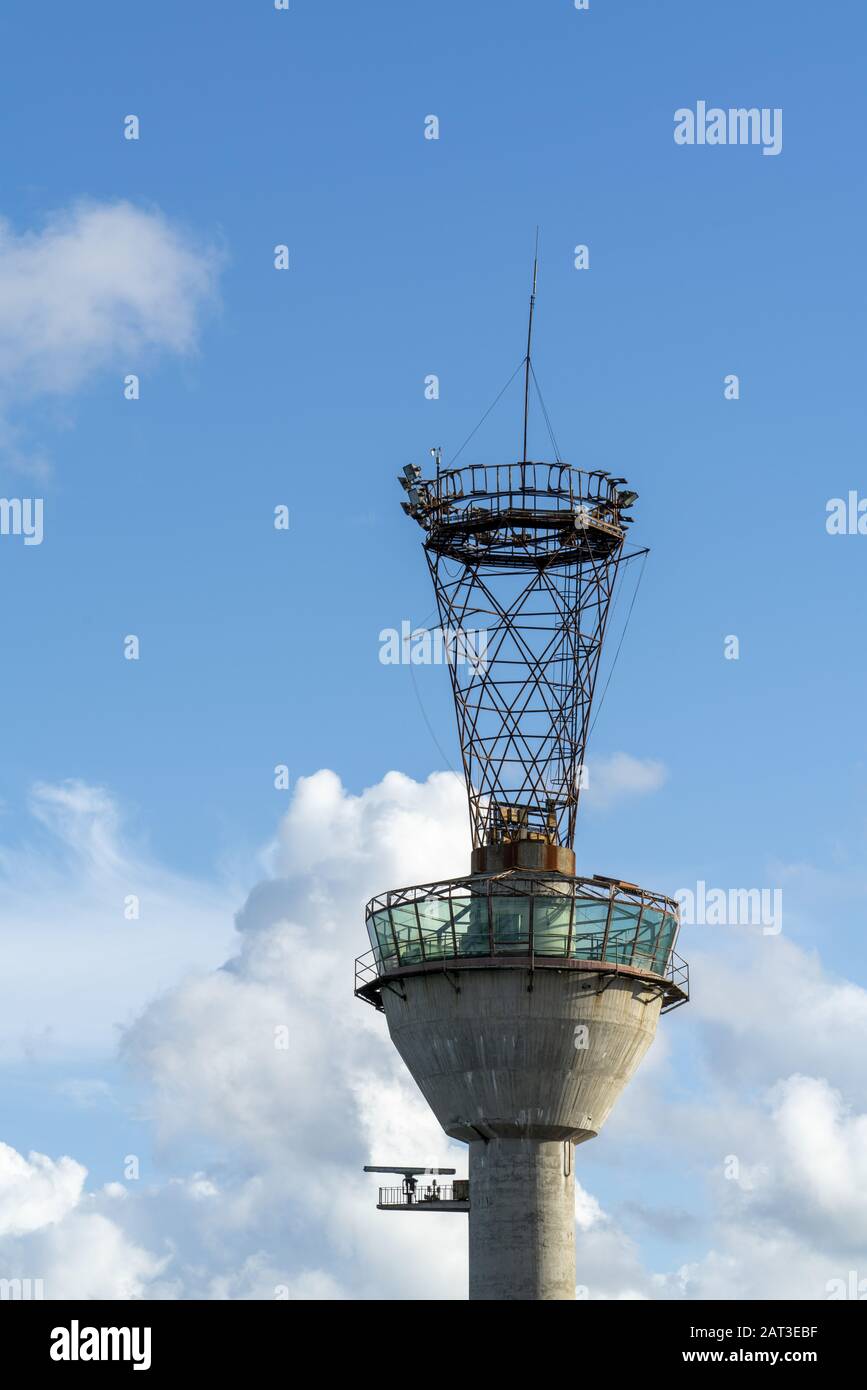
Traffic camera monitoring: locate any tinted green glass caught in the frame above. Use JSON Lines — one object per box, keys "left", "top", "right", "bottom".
{"left": 368, "top": 893, "right": 678, "bottom": 974}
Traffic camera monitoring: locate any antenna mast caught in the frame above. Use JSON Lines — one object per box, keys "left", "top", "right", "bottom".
{"left": 522, "top": 230, "right": 539, "bottom": 464}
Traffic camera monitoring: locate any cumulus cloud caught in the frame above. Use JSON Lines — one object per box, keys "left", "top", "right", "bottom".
{"left": 0, "top": 1143, "right": 84, "bottom": 1237}
{"left": 0, "top": 1186, "right": 167, "bottom": 1300}
{"left": 2, "top": 766, "right": 866, "bottom": 1300}
{"left": 747, "top": 1076, "right": 867, "bottom": 1253}
{"left": 261, "top": 766, "right": 469, "bottom": 888}
{"left": 0, "top": 200, "right": 222, "bottom": 470}
{"left": 684, "top": 934, "right": 867, "bottom": 1105}
{"left": 116, "top": 769, "right": 469, "bottom": 1299}
{"left": 0, "top": 1140, "right": 165, "bottom": 1299}
{"left": 563, "top": 1069, "right": 867, "bottom": 1300}
{"left": 0, "top": 770, "right": 470, "bottom": 1299}
{"left": 123, "top": 771, "right": 468, "bottom": 1158}
{"left": 118, "top": 769, "right": 867, "bottom": 1299}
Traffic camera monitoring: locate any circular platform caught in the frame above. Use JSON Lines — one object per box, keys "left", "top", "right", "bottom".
{"left": 356, "top": 870, "right": 688, "bottom": 1014}
{"left": 409, "top": 461, "right": 630, "bottom": 567}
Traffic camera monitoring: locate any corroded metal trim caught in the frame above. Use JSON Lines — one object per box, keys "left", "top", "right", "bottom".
{"left": 355, "top": 950, "right": 689, "bottom": 1015}
{"left": 366, "top": 870, "right": 679, "bottom": 921}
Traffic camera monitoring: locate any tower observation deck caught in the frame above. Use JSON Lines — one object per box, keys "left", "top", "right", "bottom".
{"left": 356, "top": 267, "right": 688, "bottom": 1301}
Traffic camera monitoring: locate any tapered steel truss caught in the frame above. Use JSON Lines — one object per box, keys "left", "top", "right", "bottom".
{"left": 400, "top": 460, "right": 639, "bottom": 850}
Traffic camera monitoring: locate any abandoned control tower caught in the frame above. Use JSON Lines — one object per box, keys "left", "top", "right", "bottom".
{"left": 355, "top": 262, "right": 688, "bottom": 1301}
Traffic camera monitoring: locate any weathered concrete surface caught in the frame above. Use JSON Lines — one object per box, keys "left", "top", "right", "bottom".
{"left": 468, "top": 1138, "right": 575, "bottom": 1300}
{"left": 381, "top": 967, "right": 663, "bottom": 1145}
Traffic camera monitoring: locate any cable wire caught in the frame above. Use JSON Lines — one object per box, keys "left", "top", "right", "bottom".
{"left": 587, "top": 549, "right": 648, "bottom": 739}
{"left": 529, "top": 362, "right": 562, "bottom": 462}
{"left": 447, "top": 358, "right": 527, "bottom": 468}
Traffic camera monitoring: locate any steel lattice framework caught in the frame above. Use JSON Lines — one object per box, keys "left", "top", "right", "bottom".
{"left": 400, "top": 459, "right": 639, "bottom": 850}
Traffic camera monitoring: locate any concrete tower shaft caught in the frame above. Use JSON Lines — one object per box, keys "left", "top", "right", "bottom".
{"left": 468, "top": 1139, "right": 575, "bottom": 1300}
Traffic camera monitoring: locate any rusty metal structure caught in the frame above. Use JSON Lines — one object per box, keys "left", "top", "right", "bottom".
{"left": 412, "top": 458, "right": 631, "bottom": 854}
{"left": 357, "top": 260, "right": 688, "bottom": 1300}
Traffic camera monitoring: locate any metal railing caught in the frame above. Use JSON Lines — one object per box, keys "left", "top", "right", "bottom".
{"left": 355, "top": 942, "right": 689, "bottom": 1014}
{"left": 377, "top": 1184, "right": 467, "bottom": 1207}
{"left": 428, "top": 461, "right": 618, "bottom": 513}
{"left": 357, "top": 874, "right": 688, "bottom": 1012}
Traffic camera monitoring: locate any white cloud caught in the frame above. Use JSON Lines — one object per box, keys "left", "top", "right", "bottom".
{"left": 211, "top": 1261, "right": 347, "bottom": 1302}
{"left": 122, "top": 770, "right": 468, "bottom": 1167}
{"left": 262, "top": 766, "right": 469, "bottom": 888}
{"left": 683, "top": 934, "right": 867, "bottom": 1105}
{"left": 1, "top": 766, "right": 866, "bottom": 1300}
{"left": 117, "top": 768, "right": 867, "bottom": 1300}
{"left": 754, "top": 1076, "right": 867, "bottom": 1250}
{"left": 583, "top": 752, "right": 668, "bottom": 810}
{"left": 0, "top": 201, "right": 220, "bottom": 396}
{"left": 55, "top": 1078, "right": 115, "bottom": 1110}
{"left": 575, "top": 1180, "right": 605, "bottom": 1232}
{"left": 116, "top": 769, "right": 470, "bottom": 1298}
{"left": 0, "top": 200, "right": 222, "bottom": 471}
{"left": 0, "top": 779, "right": 238, "bottom": 1060}
{"left": 29, "top": 780, "right": 123, "bottom": 874}
{"left": 0, "top": 1143, "right": 84, "bottom": 1237}
{"left": 0, "top": 1204, "right": 167, "bottom": 1300}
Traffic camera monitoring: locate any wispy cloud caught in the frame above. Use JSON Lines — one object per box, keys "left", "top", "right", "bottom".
{"left": 0, "top": 779, "right": 238, "bottom": 1060}
{"left": 583, "top": 752, "right": 668, "bottom": 811}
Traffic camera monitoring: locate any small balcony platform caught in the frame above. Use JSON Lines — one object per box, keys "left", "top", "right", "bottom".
{"left": 375, "top": 1183, "right": 469, "bottom": 1213}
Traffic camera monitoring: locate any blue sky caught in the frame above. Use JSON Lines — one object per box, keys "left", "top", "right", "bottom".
{"left": 0, "top": 0, "right": 865, "bottom": 1300}
{"left": 1, "top": 0, "right": 864, "bottom": 880}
